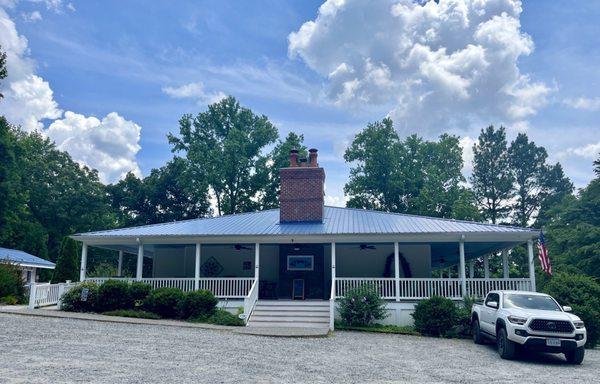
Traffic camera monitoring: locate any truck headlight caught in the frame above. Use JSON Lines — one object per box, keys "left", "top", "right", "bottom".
{"left": 508, "top": 315, "right": 527, "bottom": 325}
{"left": 574, "top": 321, "right": 585, "bottom": 329}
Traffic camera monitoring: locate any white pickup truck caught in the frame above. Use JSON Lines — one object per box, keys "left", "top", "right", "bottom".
{"left": 471, "top": 290, "right": 586, "bottom": 364}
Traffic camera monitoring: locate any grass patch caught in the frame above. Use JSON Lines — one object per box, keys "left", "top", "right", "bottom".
{"left": 190, "top": 308, "right": 245, "bottom": 326}
{"left": 335, "top": 323, "right": 420, "bottom": 335}
{"left": 102, "top": 309, "right": 161, "bottom": 319}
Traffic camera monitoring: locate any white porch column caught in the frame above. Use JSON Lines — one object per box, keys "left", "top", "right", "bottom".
{"left": 331, "top": 242, "right": 336, "bottom": 292}
{"left": 394, "top": 242, "right": 400, "bottom": 302}
{"left": 79, "top": 243, "right": 88, "bottom": 282}
{"left": 502, "top": 250, "right": 509, "bottom": 278}
{"left": 136, "top": 243, "right": 144, "bottom": 281}
{"left": 459, "top": 238, "right": 466, "bottom": 297}
{"left": 469, "top": 261, "right": 474, "bottom": 279}
{"left": 254, "top": 243, "right": 260, "bottom": 282}
{"left": 527, "top": 240, "right": 536, "bottom": 292}
{"left": 483, "top": 254, "right": 490, "bottom": 280}
{"left": 194, "top": 243, "right": 201, "bottom": 290}
{"left": 117, "top": 251, "right": 123, "bottom": 277}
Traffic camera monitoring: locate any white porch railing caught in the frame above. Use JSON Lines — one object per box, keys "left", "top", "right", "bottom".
{"left": 335, "top": 277, "right": 533, "bottom": 300}
{"left": 85, "top": 277, "right": 254, "bottom": 298}
{"left": 243, "top": 279, "right": 259, "bottom": 323}
{"left": 28, "top": 282, "right": 78, "bottom": 309}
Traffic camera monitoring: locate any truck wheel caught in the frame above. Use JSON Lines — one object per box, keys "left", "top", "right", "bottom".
{"left": 472, "top": 319, "right": 484, "bottom": 344}
{"left": 497, "top": 328, "right": 515, "bottom": 360}
{"left": 565, "top": 347, "right": 585, "bottom": 365}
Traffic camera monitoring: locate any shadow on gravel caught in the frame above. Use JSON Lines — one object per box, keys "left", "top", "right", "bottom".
{"left": 479, "top": 341, "right": 574, "bottom": 366}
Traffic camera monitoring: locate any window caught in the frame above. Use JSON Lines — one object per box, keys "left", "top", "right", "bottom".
{"left": 503, "top": 294, "right": 561, "bottom": 311}
{"left": 287, "top": 255, "right": 314, "bottom": 271}
{"left": 485, "top": 293, "right": 500, "bottom": 307}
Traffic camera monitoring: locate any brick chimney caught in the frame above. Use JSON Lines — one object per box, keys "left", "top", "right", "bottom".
{"left": 279, "top": 148, "right": 325, "bottom": 223}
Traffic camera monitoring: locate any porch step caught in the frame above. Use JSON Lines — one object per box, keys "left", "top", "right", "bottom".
{"left": 247, "top": 300, "right": 330, "bottom": 329}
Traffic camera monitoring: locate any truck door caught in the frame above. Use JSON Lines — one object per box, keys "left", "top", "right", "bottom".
{"left": 480, "top": 292, "right": 500, "bottom": 335}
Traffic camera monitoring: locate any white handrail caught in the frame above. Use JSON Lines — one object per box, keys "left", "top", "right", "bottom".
{"left": 329, "top": 277, "right": 336, "bottom": 330}
{"left": 243, "top": 278, "right": 259, "bottom": 324}
{"left": 27, "top": 282, "right": 78, "bottom": 309}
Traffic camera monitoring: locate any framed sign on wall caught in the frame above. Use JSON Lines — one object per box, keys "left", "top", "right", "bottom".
{"left": 287, "top": 255, "right": 314, "bottom": 271}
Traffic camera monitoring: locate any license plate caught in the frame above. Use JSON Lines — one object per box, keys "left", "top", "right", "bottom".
{"left": 546, "top": 338, "right": 561, "bottom": 347}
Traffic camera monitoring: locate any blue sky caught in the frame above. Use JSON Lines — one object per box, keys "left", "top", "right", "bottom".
{"left": 0, "top": 0, "right": 598, "bottom": 206}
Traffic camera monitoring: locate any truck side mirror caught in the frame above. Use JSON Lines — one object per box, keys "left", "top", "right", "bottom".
{"left": 563, "top": 306, "right": 572, "bottom": 312}
{"left": 486, "top": 301, "right": 498, "bottom": 309}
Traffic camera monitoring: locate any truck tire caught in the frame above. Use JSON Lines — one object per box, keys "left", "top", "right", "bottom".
{"left": 565, "top": 347, "right": 585, "bottom": 365}
{"left": 497, "top": 328, "right": 516, "bottom": 360}
{"left": 472, "top": 319, "right": 485, "bottom": 344}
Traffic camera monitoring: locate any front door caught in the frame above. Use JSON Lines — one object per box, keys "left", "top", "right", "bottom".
{"left": 278, "top": 244, "right": 325, "bottom": 300}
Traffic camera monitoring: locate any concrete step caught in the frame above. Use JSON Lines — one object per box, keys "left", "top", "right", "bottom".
{"left": 247, "top": 321, "right": 329, "bottom": 329}
{"left": 256, "top": 300, "right": 329, "bottom": 307}
{"left": 250, "top": 316, "right": 329, "bottom": 323}
{"left": 252, "top": 310, "right": 329, "bottom": 317}
{"left": 254, "top": 305, "right": 329, "bottom": 312}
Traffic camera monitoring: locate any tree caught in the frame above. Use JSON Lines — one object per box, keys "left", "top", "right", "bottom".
{"left": 471, "top": 126, "right": 514, "bottom": 223}
{"left": 344, "top": 118, "right": 468, "bottom": 218}
{"left": 508, "top": 133, "right": 573, "bottom": 227}
{"left": 0, "top": 45, "right": 6, "bottom": 98}
{"left": 259, "top": 132, "right": 307, "bottom": 209}
{"left": 52, "top": 237, "right": 79, "bottom": 283}
{"left": 168, "top": 96, "right": 279, "bottom": 215}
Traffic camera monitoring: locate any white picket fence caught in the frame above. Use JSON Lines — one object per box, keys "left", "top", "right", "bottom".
{"left": 335, "top": 277, "right": 533, "bottom": 300}
{"left": 85, "top": 277, "right": 254, "bottom": 298}
{"left": 28, "top": 282, "right": 78, "bottom": 309}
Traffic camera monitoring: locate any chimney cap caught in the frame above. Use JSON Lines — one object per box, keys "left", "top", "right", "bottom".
{"left": 290, "top": 149, "right": 299, "bottom": 154}
{"left": 309, "top": 148, "right": 318, "bottom": 153}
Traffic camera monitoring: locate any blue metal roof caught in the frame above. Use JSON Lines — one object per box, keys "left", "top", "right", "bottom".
{"left": 74, "top": 206, "right": 536, "bottom": 239}
{"left": 0, "top": 247, "right": 55, "bottom": 269}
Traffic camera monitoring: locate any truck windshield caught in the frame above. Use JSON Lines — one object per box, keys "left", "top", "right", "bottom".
{"left": 503, "top": 294, "right": 561, "bottom": 311}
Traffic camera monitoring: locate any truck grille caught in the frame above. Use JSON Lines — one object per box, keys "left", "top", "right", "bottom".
{"left": 529, "top": 319, "right": 573, "bottom": 333}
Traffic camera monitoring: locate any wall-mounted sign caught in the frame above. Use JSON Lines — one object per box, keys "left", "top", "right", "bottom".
{"left": 287, "top": 255, "right": 314, "bottom": 271}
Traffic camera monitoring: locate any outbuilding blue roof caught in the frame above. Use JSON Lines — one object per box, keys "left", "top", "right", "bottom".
{"left": 0, "top": 247, "right": 55, "bottom": 269}
{"left": 74, "top": 206, "right": 536, "bottom": 239}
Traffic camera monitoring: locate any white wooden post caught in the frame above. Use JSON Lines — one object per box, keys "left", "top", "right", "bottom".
{"left": 502, "top": 250, "right": 509, "bottom": 279}
{"left": 117, "top": 251, "right": 123, "bottom": 277}
{"left": 136, "top": 243, "right": 144, "bottom": 281}
{"left": 79, "top": 243, "right": 88, "bottom": 282}
{"left": 483, "top": 254, "right": 490, "bottom": 280}
{"left": 394, "top": 242, "right": 400, "bottom": 302}
{"left": 28, "top": 283, "right": 37, "bottom": 309}
{"left": 469, "top": 260, "right": 474, "bottom": 278}
{"left": 527, "top": 240, "right": 536, "bottom": 292}
{"left": 194, "top": 243, "right": 201, "bottom": 290}
{"left": 254, "top": 243, "right": 260, "bottom": 283}
{"left": 330, "top": 242, "right": 336, "bottom": 330}
{"left": 57, "top": 283, "right": 65, "bottom": 310}
{"left": 459, "top": 238, "right": 466, "bottom": 297}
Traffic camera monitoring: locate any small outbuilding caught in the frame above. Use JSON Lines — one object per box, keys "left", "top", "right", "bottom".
{"left": 0, "top": 247, "right": 56, "bottom": 284}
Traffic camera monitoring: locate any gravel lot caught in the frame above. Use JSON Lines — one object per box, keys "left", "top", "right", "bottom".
{"left": 0, "top": 313, "right": 598, "bottom": 383}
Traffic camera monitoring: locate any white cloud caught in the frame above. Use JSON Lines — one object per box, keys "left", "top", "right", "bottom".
{"left": 289, "top": 0, "right": 551, "bottom": 137}
{"left": 22, "top": 10, "right": 41, "bottom": 22}
{"left": 162, "top": 81, "right": 226, "bottom": 105}
{"left": 0, "top": 7, "right": 141, "bottom": 183}
{"left": 47, "top": 111, "right": 142, "bottom": 183}
{"left": 458, "top": 135, "right": 476, "bottom": 175}
{"left": 564, "top": 97, "right": 600, "bottom": 112}
{"left": 558, "top": 142, "right": 600, "bottom": 160}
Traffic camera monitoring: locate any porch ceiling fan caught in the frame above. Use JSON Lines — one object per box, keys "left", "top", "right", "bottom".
{"left": 234, "top": 244, "right": 252, "bottom": 251}
{"left": 360, "top": 244, "right": 376, "bottom": 250}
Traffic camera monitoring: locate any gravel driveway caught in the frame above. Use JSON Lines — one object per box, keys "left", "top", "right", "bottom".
{"left": 0, "top": 313, "right": 597, "bottom": 383}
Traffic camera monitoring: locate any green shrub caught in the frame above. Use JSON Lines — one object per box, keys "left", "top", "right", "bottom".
{"left": 102, "top": 309, "right": 160, "bottom": 319}
{"left": 190, "top": 308, "right": 244, "bottom": 326}
{"left": 60, "top": 282, "right": 99, "bottom": 312}
{"left": 0, "top": 263, "right": 26, "bottom": 302}
{"left": 543, "top": 273, "right": 600, "bottom": 348}
{"left": 412, "top": 296, "right": 458, "bottom": 337}
{"left": 178, "top": 290, "right": 218, "bottom": 319}
{"left": 445, "top": 297, "right": 475, "bottom": 339}
{"left": 335, "top": 323, "right": 419, "bottom": 335}
{"left": 51, "top": 237, "right": 79, "bottom": 283}
{"left": 338, "top": 286, "right": 387, "bottom": 326}
{"left": 129, "top": 282, "right": 151, "bottom": 307}
{"left": 97, "top": 280, "right": 131, "bottom": 312}
{"left": 143, "top": 287, "right": 184, "bottom": 318}
{"left": 0, "top": 295, "right": 19, "bottom": 305}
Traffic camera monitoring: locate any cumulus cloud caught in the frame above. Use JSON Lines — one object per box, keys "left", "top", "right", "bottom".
{"left": 289, "top": 0, "right": 551, "bottom": 136}
{"left": 0, "top": 7, "right": 141, "bottom": 183}
{"left": 22, "top": 10, "right": 41, "bottom": 22}
{"left": 564, "top": 97, "right": 600, "bottom": 112}
{"left": 558, "top": 142, "right": 600, "bottom": 160}
{"left": 162, "top": 81, "right": 226, "bottom": 105}
{"left": 47, "top": 111, "right": 142, "bottom": 183}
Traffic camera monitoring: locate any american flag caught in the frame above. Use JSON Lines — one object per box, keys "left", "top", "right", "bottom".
{"left": 537, "top": 231, "right": 552, "bottom": 276}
